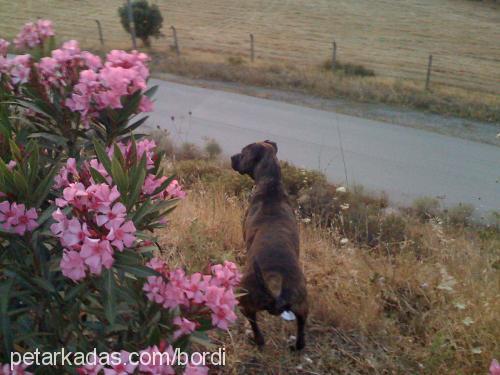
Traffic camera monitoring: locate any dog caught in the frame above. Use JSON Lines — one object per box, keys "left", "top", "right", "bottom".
{"left": 231, "top": 140, "right": 308, "bottom": 350}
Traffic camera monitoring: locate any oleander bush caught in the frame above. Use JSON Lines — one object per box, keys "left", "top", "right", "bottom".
{"left": 0, "top": 20, "right": 240, "bottom": 374}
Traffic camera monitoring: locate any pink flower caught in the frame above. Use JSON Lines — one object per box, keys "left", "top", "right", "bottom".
{"left": 210, "top": 304, "right": 237, "bottom": 330}
{"left": 80, "top": 238, "right": 114, "bottom": 275}
{"left": 61, "top": 218, "right": 90, "bottom": 248}
{"left": 0, "top": 363, "right": 33, "bottom": 374}
{"left": 14, "top": 19, "right": 54, "bottom": 49}
{"left": 173, "top": 316, "right": 197, "bottom": 339}
{"left": 13, "top": 205, "right": 38, "bottom": 235}
{"left": 56, "top": 182, "right": 88, "bottom": 208}
{"left": 146, "top": 257, "right": 168, "bottom": 274}
{"left": 89, "top": 184, "right": 120, "bottom": 211}
{"left": 8, "top": 55, "right": 31, "bottom": 85}
{"left": 184, "top": 364, "right": 209, "bottom": 375}
{"left": 103, "top": 351, "right": 137, "bottom": 375}
{"left": 139, "top": 96, "right": 154, "bottom": 112}
{"left": 0, "top": 39, "right": 9, "bottom": 56}
{"left": 143, "top": 276, "right": 167, "bottom": 304}
{"left": 0, "top": 202, "right": 38, "bottom": 235}
{"left": 166, "top": 180, "right": 186, "bottom": 199}
{"left": 106, "top": 220, "right": 136, "bottom": 251}
{"left": 211, "top": 261, "right": 242, "bottom": 288}
{"left": 60, "top": 250, "right": 86, "bottom": 282}
{"left": 185, "top": 273, "right": 208, "bottom": 304}
{"left": 142, "top": 174, "right": 166, "bottom": 196}
{"left": 138, "top": 344, "right": 175, "bottom": 375}
{"left": 204, "top": 286, "right": 224, "bottom": 310}
{"left": 87, "top": 159, "right": 111, "bottom": 184}
{"left": 76, "top": 363, "right": 103, "bottom": 375}
{"left": 6, "top": 160, "right": 16, "bottom": 171}
{"left": 0, "top": 201, "right": 17, "bottom": 230}
{"left": 54, "top": 158, "right": 79, "bottom": 189}
{"left": 491, "top": 359, "right": 500, "bottom": 375}
{"left": 96, "top": 202, "right": 126, "bottom": 229}
{"left": 81, "top": 51, "right": 102, "bottom": 71}
{"left": 50, "top": 208, "right": 69, "bottom": 236}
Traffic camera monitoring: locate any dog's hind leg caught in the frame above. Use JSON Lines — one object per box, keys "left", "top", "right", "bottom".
{"left": 292, "top": 304, "right": 308, "bottom": 351}
{"left": 243, "top": 309, "right": 265, "bottom": 348}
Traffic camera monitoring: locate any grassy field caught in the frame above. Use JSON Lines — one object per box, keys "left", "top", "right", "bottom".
{"left": 1, "top": 0, "right": 499, "bottom": 94}
{"left": 152, "top": 136, "right": 500, "bottom": 374}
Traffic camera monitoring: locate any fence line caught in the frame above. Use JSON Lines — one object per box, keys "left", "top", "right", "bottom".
{"left": 92, "top": 21, "right": 500, "bottom": 95}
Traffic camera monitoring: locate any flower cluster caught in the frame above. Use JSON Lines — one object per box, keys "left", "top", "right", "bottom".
{"left": 2, "top": 26, "right": 153, "bottom": 124}
{"left": 13, "top": 19, "right": 54, "bottom": 49}
{"left": 144, "top": 259, "right": 241, "bottom": 331}
{"left": 0, "top": 54, "right": 31, "bottom": 86}
{"left": 36, "top": 40, "right": 100, "bottom": 92}
{"left": 51, "top": 182, "right": 136, "bottom": 282}
{"left": 76, "top": 344, "right": 209, "bottom": 375}
{"left": 65, "top": 48, "right": 153, "bottom": 123}
{"left": 0, "top": 363, "right": 32, "bottom": 375}
{"left": 0, "top": 201, "right": 38, "bottom": 235}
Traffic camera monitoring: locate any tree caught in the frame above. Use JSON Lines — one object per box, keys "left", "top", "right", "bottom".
{"left": 119, "top": 0, "right": 163, "bottom": 47}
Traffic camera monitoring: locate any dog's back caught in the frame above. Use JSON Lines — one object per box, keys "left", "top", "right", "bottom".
{"left": 231, "top": 140, "right": 308, "bottom": 350}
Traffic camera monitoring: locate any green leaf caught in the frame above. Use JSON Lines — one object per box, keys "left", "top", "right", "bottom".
{"left": 102, "top": 269, "right": 117, "bottom": 325}
{"left": 34, "top": 164, "right": 59, "bottom": 207}
{"left": 114, "top": 264, "right": 160, "bottom": 278}
{"left": 32, "top": 277, "right": 56, "bottom": 293}
{"left": 143, "top": 85, "right": 158, "bottom": 99}
{"left": 114, "top": 249, "right": 143, "bottom": 266}
{"left": 111, "top": 157, "right": 128, "bottom": 196}
{"left": 12, "top": 171, "right": 29, "bottom": 196}
{"left": 127, "top": 154, "right": 147, "bottom": 210}
{"left": 150, "top": 175, "right": 175, "bottom": 197}
{"left": 93, "top": 139, "right": 112, "bottom": 175}
{"left": 113, "top": 143, "right": 126, "bottom": 168}
{"left": 0, "top": 279, "right": 14, "bottom": 354}
{"left": 89, "top": 167, "right": 108, "bottom": 184}
{"left": 64, "top": 281, "right": 89, "bottom": 301}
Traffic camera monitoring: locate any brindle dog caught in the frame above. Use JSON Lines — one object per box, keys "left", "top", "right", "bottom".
{"left": 231, "top": 140, "right": 308, "bottom": 351}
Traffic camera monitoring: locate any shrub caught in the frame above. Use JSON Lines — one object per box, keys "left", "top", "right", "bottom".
{"left": 322, "top": 59, "right": 376, "bottom": 77}
{"left": 119, "top": 0, "right": 164, "bottom": 47}
{"left": 280, "top": 161, "right": 328, "bottom": 197}
{"left": 204, "top": 138, "right": 222, "bottom": 160}
{"left": 227, "top": 56, "right": 245, "bottom": 66}
{"left": 444, "top": 203, "right": 474, "bottom": 227}
{"left": 177, "top": 142, "right": 205, "bottom": 160}
{"left": 412, "top": 197, "right": 441, "bottom": 221}
{"left": 0, "top": 21, "right": 240, "bottom": 374}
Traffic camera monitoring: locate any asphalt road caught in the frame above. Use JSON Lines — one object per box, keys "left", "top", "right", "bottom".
{"left": 148, "top": 79, "right": 500, "bottom": 215}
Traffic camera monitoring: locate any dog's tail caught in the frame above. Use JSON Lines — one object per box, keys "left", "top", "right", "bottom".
{"left": 253, "top": 260, "right": 290, "bottom": 314}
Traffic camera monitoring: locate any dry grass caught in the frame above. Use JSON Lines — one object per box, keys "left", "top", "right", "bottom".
{"left": 156, "top": 159, "right": 500, "bottom": 374}
{"left": 151, "top": 52, "right": 500, "bottom": 123}
{"left": 2, "top": 0, "right": 499, "bottom": 93}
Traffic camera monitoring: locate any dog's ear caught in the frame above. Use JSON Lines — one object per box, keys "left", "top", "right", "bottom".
{"left": 264, "top": 140, "right": 278, "bottom": 154}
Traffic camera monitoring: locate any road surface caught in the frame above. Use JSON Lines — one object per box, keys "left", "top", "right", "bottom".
{"left": 148, "top": 79, "right": 500, "bottom": 215}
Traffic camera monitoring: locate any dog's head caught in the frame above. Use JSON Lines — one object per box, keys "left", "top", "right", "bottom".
{"left": 231, "top": 140, "right": 278, "bottom": 178}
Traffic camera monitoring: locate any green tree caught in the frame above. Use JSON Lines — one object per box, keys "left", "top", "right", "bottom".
{"left": 119, "top": 0, "right": 163, "bottom": 47}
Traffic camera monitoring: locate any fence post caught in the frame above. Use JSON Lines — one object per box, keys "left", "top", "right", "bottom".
{"left": 126, "top": 0, "right": 137, "bottom": 49}
{"left": 425, "top": 54, "right": 433, "bottom": 90}
{"left": 95, "top": 20, "right": 104, "bottom": 46}
{"left": 171, "top": 26, "right": 180, "bottom": 57}
{"left": 250, "top": 33, "right": 255, "bottom": 62}
{"left": 331, "top": 40, "right": 337, "bottom": 71}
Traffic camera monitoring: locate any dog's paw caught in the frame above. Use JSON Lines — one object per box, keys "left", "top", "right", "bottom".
{"left": 255, "top": 335, "right": 265, "bottom": 349}
{"left": 290, "top": 339, "right": 305, "bottom": 352}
